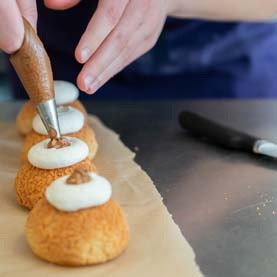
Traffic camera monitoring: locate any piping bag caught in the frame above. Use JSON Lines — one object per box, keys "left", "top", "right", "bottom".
{"left": 9, "top": 17, "right": 61, "bottom": 139}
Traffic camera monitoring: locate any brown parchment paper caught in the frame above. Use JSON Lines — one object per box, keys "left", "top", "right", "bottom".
{"left": 0, "top": 116, "right": 203, "bottom": 277}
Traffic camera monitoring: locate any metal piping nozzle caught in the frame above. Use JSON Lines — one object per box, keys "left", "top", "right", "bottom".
{"left": 36, "top": 99, "right": 61, "bottom": 138}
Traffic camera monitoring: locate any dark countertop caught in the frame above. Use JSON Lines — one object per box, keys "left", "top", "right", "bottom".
{"left": 2, "top": 100, "right": 277, "bottom": 277}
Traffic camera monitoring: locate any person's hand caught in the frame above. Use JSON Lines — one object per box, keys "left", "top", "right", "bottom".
{"left": 0, "top": 1, "right": 37, "bottom": 54}
{"left": 44, "top": 0, "right": 178, "bottom": 94}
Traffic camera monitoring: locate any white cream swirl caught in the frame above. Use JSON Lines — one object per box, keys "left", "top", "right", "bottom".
{"left": 54, "top": 80, "right": 79, "bottom": 105}
{"left": 45, "top": 173, "right": 112, "bottom": 211}
{"left": 32, "top": 106, "right": 84, "bottom": 135}
{"left": 28, "top": 137, "right": 89, "bottom": 169}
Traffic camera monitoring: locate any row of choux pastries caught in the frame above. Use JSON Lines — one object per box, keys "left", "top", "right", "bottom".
{"left": 14, "top": 81, "right": 129, "bottom": 266}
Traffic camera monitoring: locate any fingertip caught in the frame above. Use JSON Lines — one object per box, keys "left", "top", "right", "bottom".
{"left": 86, "top": 89, "right": 96, "bottom": 95}
{"left": 44, "top": 0, "right": 57, "bottom": 9}
{"left": 44, "top": 0, "right": 80, "bottom": 10}
{"left": 74, "top": 49, "right": 80, "bottom": 64}
{"left": 0, "top": 1, "right": 25, "bottom": 53}
{"left": 77, "top": 72, "right": 89, "bottom": 94}
{"left": 74, "top": 46, "right": 85, "bottom": 64}
{"left": 77, "top": 73, "right": 98, "bottom": 95}
{"left": 5, "top": 19, "right": 25, "bottom": 53}
{"left": 5, "top": 39, "right": 23, "bottom": 54}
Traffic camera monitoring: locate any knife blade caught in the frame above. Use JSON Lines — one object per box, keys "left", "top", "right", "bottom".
{"left": 179, "top": 111, "right": 277, "bottom": 159}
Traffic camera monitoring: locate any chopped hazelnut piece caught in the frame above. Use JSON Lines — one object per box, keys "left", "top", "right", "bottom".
{"left": 66, "top": 169, "right": 92, "bottom": 185}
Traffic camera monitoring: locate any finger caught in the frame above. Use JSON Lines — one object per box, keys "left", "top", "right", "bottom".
{"left": 77, "top": 21, "right": 162, "bottom": 94}
{"left": 0, "top": 1, "right": 24, "bottom": 53}
{"left": 44, "top": 0, "right": 81, "bottom": 10}
{"left": 77, "top": 0, "right": 165, "bottom": 93}
{"left": 78, "top": 41, "right": 149, "bottom": 94}
{"left": 75, "top": 0, "right": 129, "bottom": 64}
{"left": 17, "top": 0, "right": 38, "bottom": 30}
{"left": 77, "top": 0, "right": 147, "bottom": 92}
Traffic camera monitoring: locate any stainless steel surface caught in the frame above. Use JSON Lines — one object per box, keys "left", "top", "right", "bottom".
{"left": 2, "top": 100, "right": 277, "bottom": 277}
{"left": 36, "top": 99, "right": 61, "bottom": 138}
{"left": 253, "top": 139, "right": 277, "bottom": 158}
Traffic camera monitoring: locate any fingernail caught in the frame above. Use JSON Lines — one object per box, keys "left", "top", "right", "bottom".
{"left": 80, "top": 47, "right": 90, "bottom": 63}
{"left": 87, "top": 80, "right": 100, "bottom": 94}
{"left": 84, "top": 75, "right": 93, "bottom": 91}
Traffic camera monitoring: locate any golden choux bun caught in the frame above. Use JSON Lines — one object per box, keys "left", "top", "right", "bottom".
{"left": 26, "top": 198, "right": 129, "bottom": 266}
{"left": 14, "top": 158, "right": 96, "bottom": 210}
{"left": 16, "top": 100, "right": 88, "bottom": 136}
{"left": 20, "top": 124, "right": 98, "bottom": 163}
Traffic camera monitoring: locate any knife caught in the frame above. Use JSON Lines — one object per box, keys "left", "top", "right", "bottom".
{"left": 179, "top": 111, "right": 277, "bottom": 158}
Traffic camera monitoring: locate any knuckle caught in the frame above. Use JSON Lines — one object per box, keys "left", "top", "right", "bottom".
{"left": 105, "top": 5, "right": 121, "bottom": 27}
{"left": 94, "top": 60, "right": 105, "bottom": 74}
{"left": 115, "top": 32, "right": 128, "bottom": 49}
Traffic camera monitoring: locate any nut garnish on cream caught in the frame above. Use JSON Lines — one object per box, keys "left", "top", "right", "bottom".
{"left": 66, "top": 169, "right": 92, "bottom": 185}
{"left": 47, "top": 128, "right": 71, "bottom": 149}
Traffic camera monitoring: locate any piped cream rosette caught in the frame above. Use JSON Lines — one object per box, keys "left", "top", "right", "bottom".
{"left": 28, "top": 137, "right": 89, "bottom": 169}
{"left": 46, "top": 172, "right": 112, "bottom": 212}
{"left": 21, "top": 105, "right": 98, "bottom": 163}
{"left": 54, "top": 80, "right": 79, "bottom": 105}
{"left": 33, "top": 106, "right": 85, "bottom": 135}
{"left": 53, "top": 81, "right": 87, "bottom": 116}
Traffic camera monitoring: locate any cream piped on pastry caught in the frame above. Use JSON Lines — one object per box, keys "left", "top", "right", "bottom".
{"left": 28, "top": 137, "right": 89, "bottom": 169}
{"left": 46, "top": 172, "right": 112, "bottom": 212}
{"left": 32, "top": 106, "right": 84, "bottom": 135}
{"left": 54, "top": 80, "right": 79, "bottom": 105}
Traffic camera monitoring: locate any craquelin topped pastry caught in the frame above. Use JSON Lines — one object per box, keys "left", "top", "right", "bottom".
{"left": 20, "top": 105, "right": 98, "bottom": 163}
{"left": 15, "top": 135, "right": 96, "bottom": 209}
{"left": 26, "top": 169, "right": 130, "bottom": 266}
{"left": 16, "top": 80, "right": 87, "bottom": 136}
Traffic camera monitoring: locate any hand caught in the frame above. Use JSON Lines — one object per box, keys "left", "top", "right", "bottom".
{"left": 0, "top": 1, "right": 37, "bottom": 53}
{"left": 45, "top": 0, "right": 178, "bottom": 94}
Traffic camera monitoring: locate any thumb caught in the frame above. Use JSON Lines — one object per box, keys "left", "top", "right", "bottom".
{"left": 0, "top": 1, "right": 24, "bottom": 53}
{"left": 44, "top": 0, "right": 81, "bottom": 10}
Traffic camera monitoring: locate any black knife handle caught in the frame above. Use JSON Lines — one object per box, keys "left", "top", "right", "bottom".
{"left": 179, "top": 111, "right": 257, "bottom": 152}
